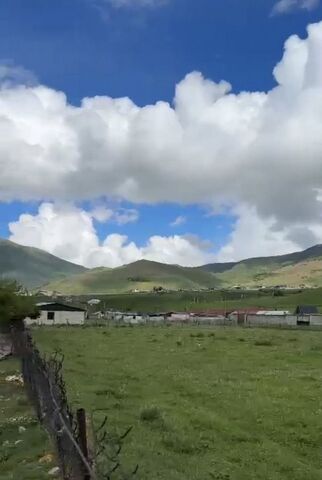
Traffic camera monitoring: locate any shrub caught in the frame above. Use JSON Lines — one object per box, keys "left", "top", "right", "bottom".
{"left": 140, "top": 406, "right": 162, "bottom": 422}
{"left": 0, "top": 281, "right": 38, "bottom": 333}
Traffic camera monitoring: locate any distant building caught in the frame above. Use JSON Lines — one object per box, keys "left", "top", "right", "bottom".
{"left": 25, "top": 302, "right": 86, "bottom": 326}
{"left": 256, "top": 310, "right": 290, "bottom": 316}
{"left": 295, "top": 305, "right": 319, "bottom": 315}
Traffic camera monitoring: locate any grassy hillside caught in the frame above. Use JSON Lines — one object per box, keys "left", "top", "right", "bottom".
{"left": 46, "top": 259, "right": 220, "bottom": 294}
{"left": 46, "top": 244, "right": 322, "bottom": 294}
{"left": 217, "top": 259, "right": 322, "bottom": 287}
{"left": 203, "top": 244, "right": 322, "bottom": 287}
{"left": 0, "top": 239, "right": 86, "bottom": 288}
{"left": 35, "top": 326, "right": 322, "bottom": 480}
{"left": 7, "top": 239, "right": 322, "bottom": 294}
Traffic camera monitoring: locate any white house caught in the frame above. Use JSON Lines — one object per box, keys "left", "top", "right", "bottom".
{"left": 25, "top": 302, "right": 86, "bottom": 326}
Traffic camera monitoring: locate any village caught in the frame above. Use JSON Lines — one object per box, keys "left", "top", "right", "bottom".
{"left": 24, "top": 300, "right": 322, "bottom": 328}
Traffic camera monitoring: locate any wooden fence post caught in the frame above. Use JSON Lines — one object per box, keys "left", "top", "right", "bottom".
{"left": 77, "top": 408, "right": 90, "bottom": 480}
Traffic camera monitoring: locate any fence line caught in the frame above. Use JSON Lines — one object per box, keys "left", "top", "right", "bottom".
{"left": 12, "top": 326, "right": 138, "bottom": 480}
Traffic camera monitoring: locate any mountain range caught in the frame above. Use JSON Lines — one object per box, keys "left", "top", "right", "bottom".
{"left": 1, "top": 238, "right": 322, "bottom": 293}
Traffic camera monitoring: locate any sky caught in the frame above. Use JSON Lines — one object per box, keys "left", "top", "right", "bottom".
{"left": 1, "top": 0, "right": 322, "bottom": 268}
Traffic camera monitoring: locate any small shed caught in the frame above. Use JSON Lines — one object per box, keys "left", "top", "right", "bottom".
{"left": 295, "top": 305, "right": 319, "bottom": 315}
{"left": 25, "top": 302, "right": 86, "bottom": 326}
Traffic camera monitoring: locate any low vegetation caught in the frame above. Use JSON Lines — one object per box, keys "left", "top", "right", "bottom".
{"left": 34, "top": 326, "right": 322, "bottom": 480}
{"left": 0, "top": 358, "right": 54, "bottom": 480}
{"left": 0, "top": 281, "right": 38, "bottom": 332}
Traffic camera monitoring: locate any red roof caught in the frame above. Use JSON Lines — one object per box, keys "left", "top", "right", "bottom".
{"left": 191, "top": 309, "right": 233, "bottom": 317}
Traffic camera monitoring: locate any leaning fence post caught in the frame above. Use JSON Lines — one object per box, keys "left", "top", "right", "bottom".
{"left": 77, "top": 408, "right": 90, "bottom": 480}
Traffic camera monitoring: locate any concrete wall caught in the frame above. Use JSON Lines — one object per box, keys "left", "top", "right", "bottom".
{"left": 307, "top": 315, "right": 322, "bottom": 326}
{"left": 245, "top": 314, "right": 322, "bottom": 327}
{"left": 25, "top": 310, "right": 85, "bottom": 326}
{"left": 90, "top": 311, "right": 322, "bottom": 328}
{"left": 246, "top": 314, "right": 297, "bottom": 326}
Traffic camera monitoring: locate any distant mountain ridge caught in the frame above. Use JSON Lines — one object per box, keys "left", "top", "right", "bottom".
{"left": 202, "top": 244, "right": 322, "bottom": 288}
{"left": 2, "top": 238, "right": 322, "bottom": 293}
{"left": 0, "top": 239, "right": 86, "bottom": 288}
{"left": 203, "top": 244, "right": 322, "bottom": 274}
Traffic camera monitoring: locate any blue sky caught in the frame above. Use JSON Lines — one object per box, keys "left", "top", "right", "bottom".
{"left": 1, "top": 0, "right": 321, "bottom": 104}
{"left": 1, "top": 0, "right": 322, "bottom": 267}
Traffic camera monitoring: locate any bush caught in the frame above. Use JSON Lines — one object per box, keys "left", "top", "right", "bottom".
{"left": 0, "top": 281, "right": 39, "bottom": 333}
{"left": 140, "top": 406, "right": 162, "bottom": 422}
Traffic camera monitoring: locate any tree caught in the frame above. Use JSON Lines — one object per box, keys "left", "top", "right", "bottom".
{"left": 0, "top": 281, "right": 39, "bottom": 333}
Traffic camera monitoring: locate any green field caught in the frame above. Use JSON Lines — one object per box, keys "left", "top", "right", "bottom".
{"left": 0, "top": 358, "right": 54, "bottom": 480}
{"left": 33, "top": 326, "right": 322, "bottom": 480}
{"left": 75, "top": 287, "right": 322, "bottom": 314}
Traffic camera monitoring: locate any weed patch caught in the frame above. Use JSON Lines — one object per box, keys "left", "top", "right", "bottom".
{"left": 140, "top": 406, "right": 163, "bottom": 423}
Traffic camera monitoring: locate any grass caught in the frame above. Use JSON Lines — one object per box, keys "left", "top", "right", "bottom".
{"left": 33, "top": 325, "right": 322, "bottom": 480}
{"left": 0, "top": 358, "right": 55, "bottom": 480}
{"left": 71, "top": 287, "right": 322, "bottom": 314}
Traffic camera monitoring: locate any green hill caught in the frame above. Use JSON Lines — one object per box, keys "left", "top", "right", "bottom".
{"left": 0, "top": 239, "right": 86, "bottom": 288}
{"left": 202, "top": 244, "right": 322, "bottom": 287}
{"left": 4, "top": 238, "right": 322, "bottom": 294}
{"left": 46, "top": 259, "right": 220, "bottom": 294}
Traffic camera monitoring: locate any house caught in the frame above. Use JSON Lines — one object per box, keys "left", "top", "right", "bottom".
{"left": 146, "top": 312, "right": 167, "bottom": 321}
{"left": 25, "top": 302, "right": 86, "bottom": 326}
{"left": 166, "top": 312, "right": 191, "bottom": 322}
{"left": 295, "top": 305, "right": 319, "bottom": 315}
{"left": 229, "top": 308, "right": 260, "bottom": 325}
{"left": 122, "top": 313, "right": 145, "bottom": 324}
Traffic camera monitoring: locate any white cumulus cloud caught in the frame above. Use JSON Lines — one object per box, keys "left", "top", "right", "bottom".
{"left": 2, "top": 23, "right": 322, "bottom": 260}
{"left": 9, "top": 203, "right": 214, "bottom": 267}
{"left": 272, "top": 0, "right": 319, "bottom": 14}
{"left": 0, "top": 62, "right": 37, "bottom": 88}
{"left": 90, "top": 205, "right": 139, "bottom": 224}
{"left": 170, "top": 215, "right": 187, "bottom": 227}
